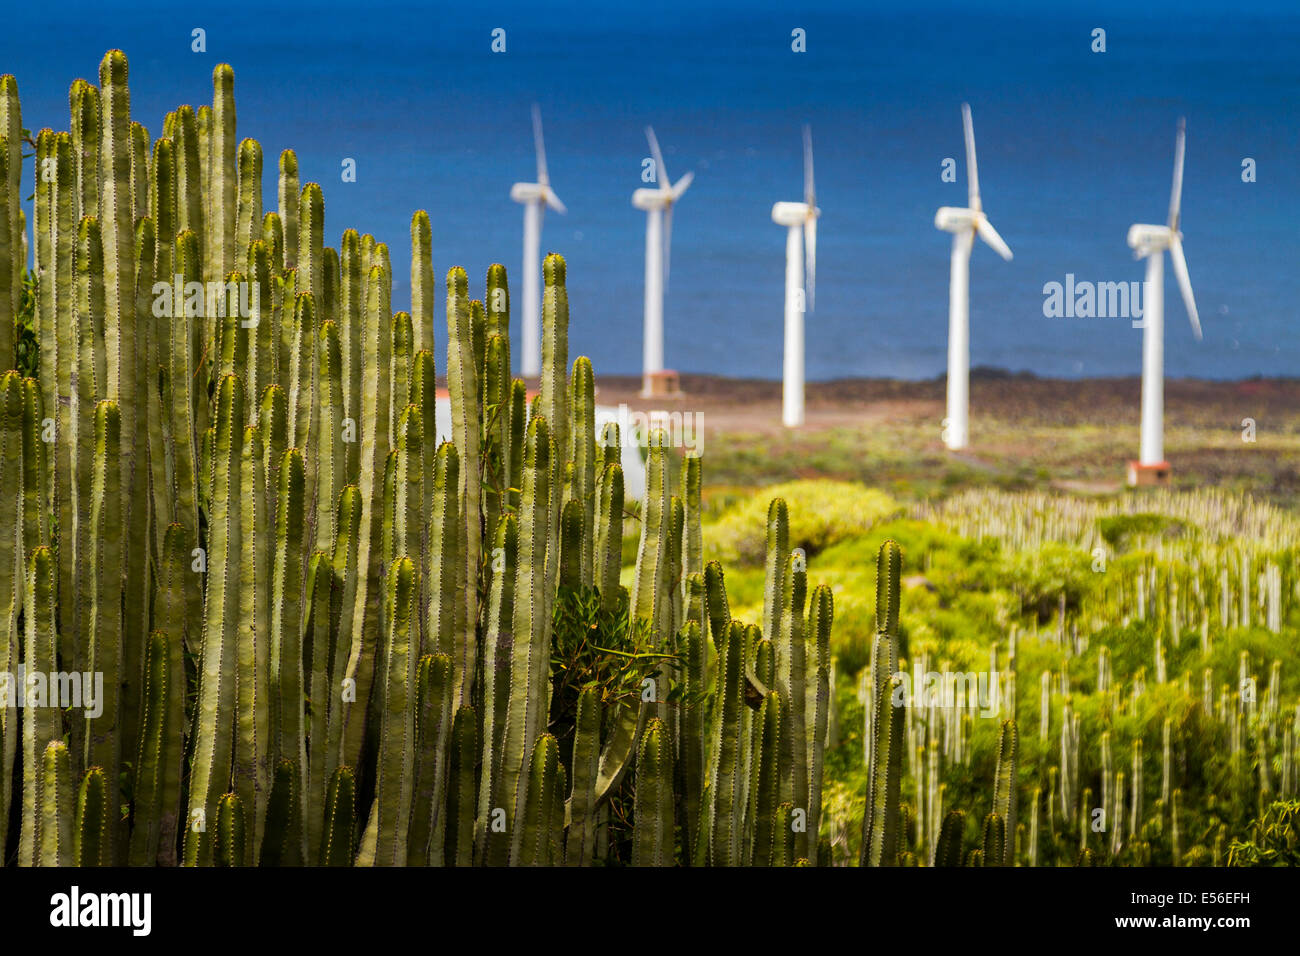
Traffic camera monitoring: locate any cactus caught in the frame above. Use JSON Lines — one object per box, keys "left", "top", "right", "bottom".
{"left": 320, "top": 766, "right": 356, "bottom": 866}
{"left": 706, "top": 621, "right": 747, "bottom": 865}
{"left": 981, "top": 812, "right": 1006, "bottom": 866}
{"left": 270, "top": 446, "right": 306, "bottom": 817}
{"left": 0, "top": 54, "right": 855, "bottom": 872}
{"left": 806, "top": 584, "right": 832, "bottom": 857}
{"left": 632, "top": 718, "right": 675, "bottom": 866}
{"left": 993, "top": 719, "right": 1018, "bottom": 865}
{"left": 129, "top": 629, "right": 184, "bottom": 866}
{"left": 776, "top": 551, "right": 809, "bottom": 858}
{"left": 0, "top": 373, "right": 19, "bottom": 861}
{"left": 215, "top": 793, "right": 246, "bottom": 867}
{"left": 410, "top": 211, "right": 433, "bottom": 354}
{"left": 861, "top": 633, "right": 903, "bottom": 866}
{"left": 444, "top": 705, "right": 477, "bottom": 867}
{"left": 39, "top": 741, "right": 75, "bottom": 868}
{"left": 934, "top": 810, "right": 965, "bottom": 866}
{"left": 407, "top": 653, "right": 452, "bottom": 866}
{"left": 75, "top": 766, "right": 110, "bottom": 867}
{"left": 183, "top": 378, "right": 242, "bottom": 866}
{"left": 516, "top": 733, "right": 562, "bottom": 866}
{"left": 372, "top": 556, "right": 418, "bottom": 866}
{"left": 503, "top": 416, "right": 552, "bottom": 863}
{"left": 445, "top": 267, "right": 480, "bottom": 707}
{"left": 477, "top": 514, "right": 517, "bottom": 866}
{"left": 752, "top": 691, "right": 783, "bottom": 866}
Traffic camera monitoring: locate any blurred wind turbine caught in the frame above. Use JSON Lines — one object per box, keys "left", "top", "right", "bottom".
{"left": 632, "top": 127, "right": 693, "bottom": 396}
{"left": 934, "top": 103, "right": 1013, "bottom": 451}
{"left": 771, "top": 124, "right": 819, "bottom": 428}
{"left": 510, "top": 104, "right": 566, "bottom": 377}
{"left": 1127, "top": 118, "right": 1201, "bottom": 481}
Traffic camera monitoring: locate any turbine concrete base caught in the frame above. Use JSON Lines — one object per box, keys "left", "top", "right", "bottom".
{"left": 641, "top": 369, "right": 682, "bottom": 399}
{"left": 1127, "top": 461, "right": 1171, "bottom": 487}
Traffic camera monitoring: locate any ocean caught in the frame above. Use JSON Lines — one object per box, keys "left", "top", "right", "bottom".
{"left": 5, "top": 0, "right": 1298, "bottom": 381}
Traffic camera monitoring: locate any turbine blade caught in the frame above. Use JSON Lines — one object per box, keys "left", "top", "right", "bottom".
{"left": 975, "top": 216, "right": 1013, "bottom": 261}
{"left": 646, "top": 126, "right": 671, "bottom": 191}
{"left": 1168, "top": 235, "right": 1201, "bottom": 340}
{"left": 533, "top": 104, "right": 549, "bottom": 186}
{"left": 663, "top": 203, "right": 673, "bottom": 288}
{"left": 804, "top": 216, "right": 816, "bottom": 312}
{"left": 962, "top": 102, "right": 980, "bottom": 211}
{"left": 545, "top": 190, "right": 567, "bottom": 215}
{"left": 671, "top": 170, "right": 694, "bottom": 200}
{"left": 1168, "top": 117, "right": 1186, "bottom": 231}
{"left": 803, "top": 123, "right": 815, "bottom": 206}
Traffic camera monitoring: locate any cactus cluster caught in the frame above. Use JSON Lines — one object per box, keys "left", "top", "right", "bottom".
{"left": 0, "top": 53, "right": 838, "bottom": 866}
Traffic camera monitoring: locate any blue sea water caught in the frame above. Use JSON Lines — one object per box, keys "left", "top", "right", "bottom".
{"left": 5, "top": 0, "right": 1298, "bottom": 381}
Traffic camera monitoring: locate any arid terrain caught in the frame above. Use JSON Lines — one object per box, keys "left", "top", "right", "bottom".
{"left": 589, "top": 373, "right": 1300, "bottom": 502}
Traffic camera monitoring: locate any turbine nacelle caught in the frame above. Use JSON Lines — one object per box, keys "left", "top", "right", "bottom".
{"left": 632, "top": 187, "right": 672, "bottom": 211}
{"left": 1127, "top": 223, "right": 1176, "bottom": 258}
{"left": 935, "top": 206, "right": 1013, "bottom": 261}
{"left": 934, "top": 206, "right": 977, "bottom": 233}
{"left": 771, "top": 201, "right": 819, "bottom": 227}
{"left": 511, "top": 181, "right": 566, "bottom": 213}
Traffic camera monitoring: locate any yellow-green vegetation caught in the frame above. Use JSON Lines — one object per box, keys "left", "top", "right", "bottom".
{"left": 703, "top": 479, "right": 902, "bottom": 567}
{"left": 704, "top": 480, "right": 1300, "bottom": 865}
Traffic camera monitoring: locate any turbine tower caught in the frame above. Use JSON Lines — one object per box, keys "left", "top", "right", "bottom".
{"left": 771, "top": 125, "right": 819, "bottom": 428}
{"left": 1126, "top": 118, "right": 1201, "bottom": 486}
{"left": 632, "top": 127, "right": 693, "bottom": 397}
{"left": 510, "top": 104, "right": 566, "bottom": 378}
{"left": 934, "top": 103, "right": 1013, "bottom": 451}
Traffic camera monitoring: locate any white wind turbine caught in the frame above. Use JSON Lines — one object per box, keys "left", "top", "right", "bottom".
{"left": 632, "top": 127, "right": 693, "bottom": 396}
{"left": 934, "top": 103, "right": 1013, "bottom": 451}
{"left": 1127, "top": 118, "right": 1201, "bottom": 480}
{"left": 771, "top": 125, "right": 819, "bottom": 428}
{"left": 510, "top": 104, "right": 566, "bottom": 378}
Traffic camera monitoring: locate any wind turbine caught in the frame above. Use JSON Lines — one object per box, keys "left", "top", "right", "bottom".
{"left": 1126, "top": 118, "right": 1201, "bottom": 485}
{"left": 632, "top": 127, "right": 693, "bottom": 397}
{"left": 934, "top": 103, "right": 1013, "bottom": 451}
{"left": 510, "top": 104, "right": 566, "bottom": 378}
{"left": 771, "top": 125, "right": 819, "bottom": 428}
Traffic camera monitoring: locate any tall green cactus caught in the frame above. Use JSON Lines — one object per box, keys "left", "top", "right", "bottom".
{"left": 503, "top": 416, "right": 552, "bottom": 863}
{"left": 341, "top": 264, "right": 391, "bottom": 774}
{"left": 0, "top": 53, "right": 861, "bottom": 871}
{"left": 39, "top": 741, "right": 74, "bottom": 868}
{"left": 75, "top": 766, "right": 111, "bottom": 867}
{"left": 408, "top": 653, "right": 452, "bottom": 865}
{"left": 633, "top": 718, "right": 675, "bottom": 866}
{"left": 516, "top": 734, "right": 562, "bottom": 867}
{"left": 475, "top": 510, "right": 516, "bottom": 866}
{"left": 410, "top": 210, "right": 433, "bottom": 354}
{"left": 373, "top": 556, "right": 418, "bottom": 866}
{"left": 320, "top": 766, "right": 356, "bottom": 866}
{"left": 130, "top": 629, "right": 184, "bottom": 866}
{"left": 777, "top": 550, "right": 809, "bottom": 858}
{"left": 806, "top": 584, "right": 832, "bottom": 860}
{"left": 707, "top": 621, "right": 747, "bottom": 865}
{"left": 993, "top": 719, "right": 1018, "bottom": 866}
{"left": 445, "top": 267, "right": 480, "bottom": 708}
{"left": 184, "top": 376, "right": 242, "bottom": 866}
{"left": 278, "top": 150, "right": 298, "bottom": 270}
{"left": 861, "top": 633, "right": 903, "bottom": 867}
{"left": 20, "top": 545, "right": 60, "bottom": 866}
{"left": 0, "top": 372, "right": 20, "bottom": 862}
